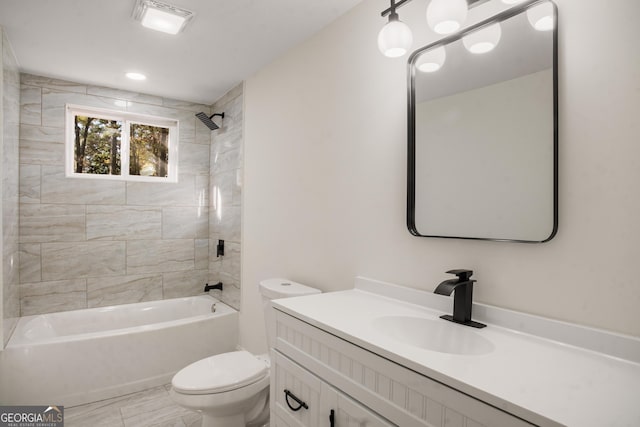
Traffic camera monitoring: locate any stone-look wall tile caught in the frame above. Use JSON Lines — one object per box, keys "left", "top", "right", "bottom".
{"left": 3, "top": 127, "right": 20, "bottom": 204}
{"left": 215, "top": 94, "right": 242, "bottom": 133}
{"left": 20, "top": 84, "right": 41, "bottom": 125}
{"left": 232, "top": 169, "right": 242, "bottom": 206}
{"left": 87, "top": 205, "right": 162, "bottom": 240}
{"left": 126, "top": 174, "right": 195, "bottom": 206}
{"left": 211, "top": 205, "right": 241, "bottom": 242}
{"left": 220, "top": 241, "right": 241, "bottom": 282}
{"left": 179, "top": 142, "right": 210, "bottom": 174}
{"left": 212, "top": 169, "right": 241, "bottom": 211}
{"left": 87, "top": 274, "right": 163, "bottom": 308}
{"left": 20, "top": 203, "right": 85, "bottom": 243}
{"left": 19, "top": 138, "right": 65, "bottom": 165}
{"left": 208, "top": 253, "right": 221, "bottom": 279}
{"left": 87, "top": 86, "right": 163, "bottom": 106}
{"left": 21, "top": 73, "right": 87, "bottom": 94}
{"left": 19, "top": 164, "right": 41, "bottom": 204}
{"left": 195, "top": 239, "right": 209, "bottom": 270}
{"left": 3, "top": 246, "right": 20, "bottom": 315}
{"left": 210, "top": 83, "right": 243, "bottom": 311}
{"left": 162, "top": 270, "right": 209, "bottom": 299}
{"left": 15, "top": 73, "right": 219, "bottom": 315}
{"left": 19, "top": 124, "right": 64, "bottom": 165}
{"left": 42, "top": 241, "right": 125, "bottom": 281}
{"left": 219, "top": 281, "right": 240, "bottom": 311}
{"left": 178, "top": 115, "right": 196, "bottom": 145}
{"left": 162, "top": 98, "right": 210, "bottom": 114}
{"left": 127, "top": 239, "right": 194, "bottom": 274}
{"left": 41, "top": 165, "right": 126, "bottom": 205}
{"left": 3, "top": 64, "right": 21, "bottom": 126}
{"left": 19, "top": 244, "right": 42, "bottom": 283}
{"left": 211, "top": 127, "right": 241, "bottom": 154}
{"left": 41, "top": 88, "right": 124, "bottom": 128}
{"left": 211, "top": 145, "right": 241, "bottom": 175}
{"left": 20, "top": 279, "right": 87, "bottom": 316}
{"left": 213, "top": 83, "right": 243, "bottom": 109}
{"left": 4, "top": 29, "right": 22, "bottom": 345}
{"left": 195, "top": 175, "right": 209, "bottom": 207}
{"left": 195, "top": 117, "right": 212, "bottom": 145}
{"left": 19, "top": 123, "right": 64, "bottom": 142}
{"left": 162, "top": 206, "right": 208, "bottom": 239}
{"left": 3, "top": 285, "right": 19, "bottom": 342}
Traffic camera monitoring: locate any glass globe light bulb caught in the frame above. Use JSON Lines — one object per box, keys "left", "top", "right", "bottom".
{"left": 426, "top": 0, "right": 468, "bottom": 35}
{"left": 378, "top": 13, "right": 413, "bottom": 58}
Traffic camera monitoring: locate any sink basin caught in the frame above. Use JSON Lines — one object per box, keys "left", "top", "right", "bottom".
{"left": 371, "top": 316, "right": 495, "bottom": 355}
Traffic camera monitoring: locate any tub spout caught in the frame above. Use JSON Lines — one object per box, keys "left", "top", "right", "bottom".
{"left": 204, "top": 282, "right": 223, "bottom": 292}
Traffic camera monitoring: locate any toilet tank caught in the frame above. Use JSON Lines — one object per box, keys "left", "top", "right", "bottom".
{"left": 259, "top": 278, "right": 321, "bottom": 350}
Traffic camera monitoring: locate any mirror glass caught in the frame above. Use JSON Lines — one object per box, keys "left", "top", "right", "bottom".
{"left": 408, "top": 1, "right": 557, "bottom": 242}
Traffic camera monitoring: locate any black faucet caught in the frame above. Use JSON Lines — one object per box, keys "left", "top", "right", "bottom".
{"left": 434, "top": 269, "right": 486, "bottom": 328}
{"left": 204, "top": 282, "right": 223, "bottom": 292}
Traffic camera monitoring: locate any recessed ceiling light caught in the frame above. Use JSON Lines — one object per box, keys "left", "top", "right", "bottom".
{"left": 132, "top": 0, "right": 194, "bottom": 35}
{"left": 126, "top": 72, "right": 147, "bottom": 81}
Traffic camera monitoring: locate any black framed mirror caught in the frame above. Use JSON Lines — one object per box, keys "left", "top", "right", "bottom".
{"left": 407, "top": 0, "right": 558, "bottom": 242}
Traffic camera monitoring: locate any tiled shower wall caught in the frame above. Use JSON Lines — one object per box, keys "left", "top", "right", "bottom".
{"left": 18, "top": 73, "right": 215, "bottom": 316}
{"left": 1, "top": 28, "right": 20, "bottom": 346}
{"left": 209, "top": 84, "right": 243, "bottom": 310}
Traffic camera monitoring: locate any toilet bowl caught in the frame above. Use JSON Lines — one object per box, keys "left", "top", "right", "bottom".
{"left": 170, "top": 279, "right": 321, "bottom": 427}
{"left": 170, "top": 351, "right": 270, "bottom": 427}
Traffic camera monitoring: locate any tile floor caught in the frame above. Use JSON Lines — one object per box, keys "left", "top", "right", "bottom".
{"left": 64, "top": 385, "right": 201, "bottom": 427}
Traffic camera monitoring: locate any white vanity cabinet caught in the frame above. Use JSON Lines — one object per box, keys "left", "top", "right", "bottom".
{"left": 271, "top": 309, "right": 534, "bottom": 427}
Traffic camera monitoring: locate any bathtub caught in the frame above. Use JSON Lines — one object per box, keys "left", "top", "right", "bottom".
{"left": 0, "top": 295, "right": 238, "bottom": 407}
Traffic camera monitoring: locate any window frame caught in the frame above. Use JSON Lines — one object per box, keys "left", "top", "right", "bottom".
{"left": 65, "top": 104, "right": 179, "bottom": 183}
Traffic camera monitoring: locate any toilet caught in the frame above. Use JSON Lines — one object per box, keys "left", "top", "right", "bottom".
{"left": 170, "top": 278, "right": 321, "bottom": 427}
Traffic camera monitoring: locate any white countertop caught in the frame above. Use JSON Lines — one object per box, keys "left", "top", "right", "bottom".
{"left": 272, "top": 277, "right": 640, "bottom": 427}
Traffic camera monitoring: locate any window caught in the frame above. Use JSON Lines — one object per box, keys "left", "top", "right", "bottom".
{"left": 65, "top": 104, "right": 178, "bottom": 182}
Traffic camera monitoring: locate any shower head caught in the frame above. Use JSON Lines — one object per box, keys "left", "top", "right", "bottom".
{"left": 195, "top": 112, "right": 225, "bottom": 130}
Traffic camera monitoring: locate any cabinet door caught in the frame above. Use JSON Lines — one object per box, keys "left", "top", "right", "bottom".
{"left": 272, "top": 350, "right": 323, "bottom": 427}
{"left": 323, "top": 383, "right": 394, "bottom": 427}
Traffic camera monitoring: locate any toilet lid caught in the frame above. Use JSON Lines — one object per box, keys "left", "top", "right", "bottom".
{"left": 172, "top": 351, "right": 268, "bottom": 395}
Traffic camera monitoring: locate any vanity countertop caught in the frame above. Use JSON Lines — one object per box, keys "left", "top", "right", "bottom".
{"left": 272, "top": 277, "right": 640, "bottom": 427}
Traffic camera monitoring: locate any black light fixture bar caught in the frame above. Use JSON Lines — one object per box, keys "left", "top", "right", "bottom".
{"left": 381, "top": 0, "right": 489, "bottom": 18}
{"left": 381, "top": 0, "right": 413, "bottom": 18}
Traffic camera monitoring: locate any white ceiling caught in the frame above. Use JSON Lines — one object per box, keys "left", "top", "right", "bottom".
{"left": 0, "top": 0, "right": 363, "bottom": 105}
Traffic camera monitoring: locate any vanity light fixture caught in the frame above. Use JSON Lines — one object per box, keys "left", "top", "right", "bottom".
{"left": 379, "top": 0, "right": 488, "bottom": 58}
{"left": 378, "top": 1, "right": 413, "bottom": 57}
{"left": 415, "top": 46, "right": 446, "bottom": 72}
{"left": 132, "top": 0, "right": 194, "bottom": 35}
{"left": 426, "top": 0, "right": 468, "bottom": 35}
{"left": 462, "top": 22, "right": 502, "bottom": 54}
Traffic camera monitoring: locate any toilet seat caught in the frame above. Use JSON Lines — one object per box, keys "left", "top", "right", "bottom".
{"left": 172, "top": 350, "right": 268, "bottom": 395}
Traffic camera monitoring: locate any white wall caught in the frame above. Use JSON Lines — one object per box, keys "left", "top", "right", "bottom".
{"left": 241, "top": 0, "right": 640, "bottom": 353}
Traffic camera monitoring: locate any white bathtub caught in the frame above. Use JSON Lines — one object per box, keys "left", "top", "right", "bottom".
{"left": 0, "top": 295, "right": 238, "bottom": 407}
